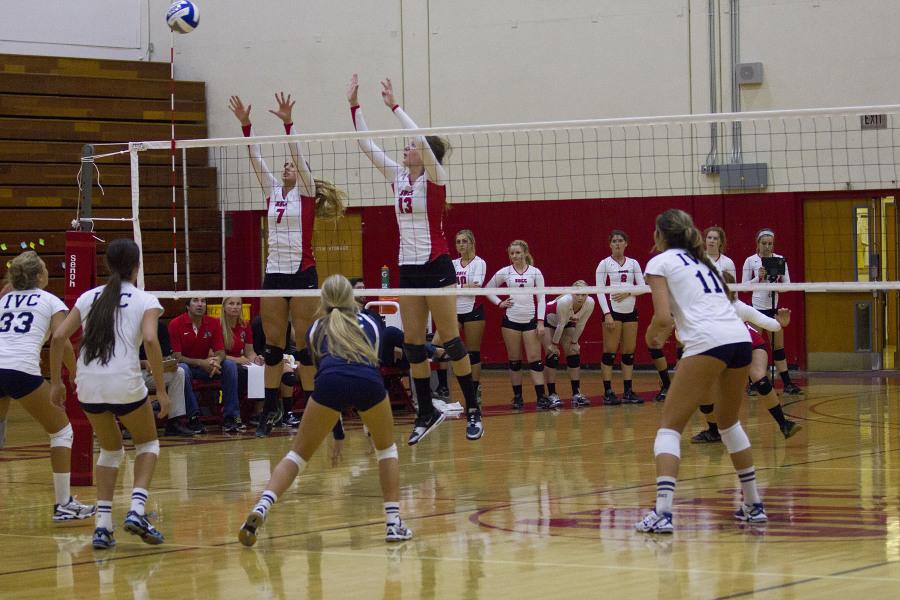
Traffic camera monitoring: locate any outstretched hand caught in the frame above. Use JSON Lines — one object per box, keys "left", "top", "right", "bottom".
{"left": 381, "top": 77, "right": 396, "bottom": 108}
{"left": 347, "top": 73, "right": 359, "bottom": 105}
{"left": 228, "top": 95, "right": 251, "bottom": 126}
{"left": 268, "top": 91, "right": 295, "bottom": 124}
{"left": 776, "top": 307, "right": 791, "bottom": 329}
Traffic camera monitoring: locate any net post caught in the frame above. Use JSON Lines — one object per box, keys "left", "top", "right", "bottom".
{"left": 182, "top": 146, "right": 191, "bottom": 290}
{"left": 78, "top": 144, "right": 93, "bottom": 227}
{"left": 130, "top": 142, "right": 146, "bottom": 289}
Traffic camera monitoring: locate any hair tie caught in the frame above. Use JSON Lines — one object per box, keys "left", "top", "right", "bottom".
{"left": 757, "top": 229, "right": 775, "bottom": 241}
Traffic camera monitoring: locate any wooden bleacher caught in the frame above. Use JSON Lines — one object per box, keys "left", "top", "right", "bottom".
{"left": 0, "top": 53, "right": 220, "bottom": 297}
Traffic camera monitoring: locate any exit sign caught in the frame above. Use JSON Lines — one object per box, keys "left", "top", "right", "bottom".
{"left": 860, "top": 114, "right": 887, "bottom": 130}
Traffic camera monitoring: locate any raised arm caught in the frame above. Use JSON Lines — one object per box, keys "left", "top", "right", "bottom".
{"left": 347, "top": 74, "right": 400, "bottom": 181}
{"left": 229, "top": 95, "right": 277, "bottom": 198}
{"left": 382, "top": 78, "right": 447, "bottom": 185}
{"left": 269, "top": 92, "right": 315, "bottom": 197}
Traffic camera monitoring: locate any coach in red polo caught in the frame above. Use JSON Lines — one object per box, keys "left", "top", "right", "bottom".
{"left": 169, "top": 297, "right": 243, "bottom": 433}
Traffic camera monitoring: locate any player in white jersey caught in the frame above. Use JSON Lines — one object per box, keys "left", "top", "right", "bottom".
{"left": 50, "top": 239, "right": 169, "bottom": 550}
{"left": 741, "top": 228, "right": 802, "bottom": 395}
{"left": 485, "top": 240, "right": 552, "bottom": 410}
{"left": 229, "top": 93, "right": 346, "bottom": 437}
{"left": 433, "top": 229, "right": 488, "bottom": 402}
{"left": 0, "top": 251, "right": 94, "bottom": 523}
{"left": 636, "top": 209, "right": 766, "bottom": 534}
{"left": 704, "top": 226, "right": 737, "bottom": 279}
{"left": 348, "top": 74, "right": 482, "bottom": 443}
{"left": 541, "top": 282, "right": 595, "bottom": 408}
{"left": 692, "top": 272, "right": 801, "bottom": 443}
{"left": 594, "top": 230, "right": 646, "bottom": 405}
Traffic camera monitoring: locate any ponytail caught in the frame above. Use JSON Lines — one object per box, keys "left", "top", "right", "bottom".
{"left": 81, "top": 239, "right": 141, "bottom": 367}
{"left": 655, "top": 209, "right": 730, "bottom": 297}
{"left": 310, "top": 274, "right": 378, "bottom": 367}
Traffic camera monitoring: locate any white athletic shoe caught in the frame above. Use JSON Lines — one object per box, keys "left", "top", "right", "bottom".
{"left": 734, "top": 503, "right": 768, "bottom": 523}
{"left": 635, "top": 509, "right": 674, "bottom": 534}
{"left": 53, "top": 496, "right": 96, "bottom": 522}
{"left": 385, "top": 519, "right": 413, "bottom": 542}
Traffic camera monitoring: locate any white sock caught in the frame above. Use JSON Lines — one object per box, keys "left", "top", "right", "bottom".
{"left": 384, "top": 502, "right": 400, "bottom": 526}
{"left": 254, "top": 490, "right": 278, "bottom": 517}
{"left": 655, "top": 476, "right": 677, "bottom": 514}
{"left": 737, "top": 467, "right": 761, "bottom": 505}
{"left": 130, "top": 487, "right": 149, "bottom": 516}
{"left": 96, "top": 500, "right": 113, "bottom": 530}
{"left": 53, "top": 473, "right": 71, "bottom": 506}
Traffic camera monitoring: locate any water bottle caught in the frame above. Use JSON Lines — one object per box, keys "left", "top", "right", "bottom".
{"left": 381, "top": 265, "right": 390, "bottom": 289}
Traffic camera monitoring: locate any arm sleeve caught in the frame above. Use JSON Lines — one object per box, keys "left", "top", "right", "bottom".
{"left": 210, "top": 319, "right": 225, "bottom": 353}
{"left": 484, "top": 269, "right": 504, "bottom": 306}
{"left": 632, "top": 260, "right": 646, "bottom": 293}
{"left": 392, "top": 106, "right": 447, "bottom": 185}
{"left": 571, "top": 298, "right": 595, "bottom": 343}
{"left": 595, "top": 262, "right": 611, "bottom": 315}
{"left": 534, "top": 270, "right": 546, "bottom": 321}
{"left": 742, "top": 257, "right": 757, "bottom": 283}
{"left": 471, "top": 258, "right": 486, "bottom": 287}
{"left": 724, "top": 257, "right": 737, "bottom": 280}
{"left": 242, "top": 124, "right": 277, "bottom": 200}
{"left": 284, "top": 122, "right": 316, "bottom": 197}
{"left": 551, "top": 296, "right": 571, "bottom": 344}
{"left": 734, "top": 300, "right": 782, "bottom": 332}
{"left": 350, "top": 105, "right": 400, "bottom": 181}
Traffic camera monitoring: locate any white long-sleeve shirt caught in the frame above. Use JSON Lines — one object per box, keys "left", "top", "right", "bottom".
{"left": 741, "top": 253, "right": 790, "bottom": 310}
{"left": 709, "top": 253, "right": 737, "bottom": 280}
{"left": 453, "top": 256, "right": 487, "bottom": 314}
{"left": 546, "top": 294, "right": 595, "bottom": 343}
{"left": 485, "top": 265, "right": 546, "bottom": 324}
{"left": 595, "top": 256, "right": 645, "bottom": 314}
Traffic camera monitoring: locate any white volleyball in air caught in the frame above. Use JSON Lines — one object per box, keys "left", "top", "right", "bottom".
{"left": 166, "top": 1, "right": 200, "bottom": 34}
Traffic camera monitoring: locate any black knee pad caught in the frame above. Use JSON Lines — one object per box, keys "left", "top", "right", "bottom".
{"left": 443, "top": 336, "right": 468, "bottom": 361}
{"left": 529, "top": 360, "right": 544, "bottom": 372}
{"left": 755, "top": 376, "right": 773, "bottom": 396}
{"left": 294, "top": 347, "right": 313, "bottom": 366}
{"left": 281, "top": 372, "right": 298, "bottom": 387}
{"left": 649, "top": 347, "right": 664, "bottom": 360}
{"left": 773, "top": 348, "right": 786, "bottom": 362}
{"left": 264, "top": 345, "right": 285, "bottom": 367}
{"left": 566, "top": 354, "right": 581, "bottom": 369}
{"left": 602, "top": 352, "right": 616, "bottom": 367}
{"left": 621, "top": 353, "right": 634, "bottom": 366}
{"left": 402, "top": 343, "right": 428, "bottom": 364}
{"left": 699, "top": 403, "right": 715, "bottom": 415}
{"left": 545, "top": 353, "right": 560, "bottom": 369}
{"left": 468, "top": 351, "right": 481, "bottom": 365}
{"left": 508, "top": 360, "right": 522, "bottom": 372}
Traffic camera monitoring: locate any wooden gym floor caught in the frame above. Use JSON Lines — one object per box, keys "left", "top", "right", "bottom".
{"left": 1, "top": 370, "right": 899, "bottom": 599}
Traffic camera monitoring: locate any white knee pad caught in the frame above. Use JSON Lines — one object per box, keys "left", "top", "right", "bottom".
{"left": 49, "top": 423, "right": 74, "bottom": 449}
{"left": 720, "top": 422, "right": 751, "bottom": 454}
{"left": 653, "top": 428, "right": 682, "bottom": 459}
{"left": 97, "top": 447, "right": 125, "bottom": 468}
{"left": 285, "top": 450, "right": 307, "bottom": 473}
{"left": 375, "top": 444, "right": 398, "bottom": 462}
{"left": 134, "top": 439, "right": 160, "bottom": 457}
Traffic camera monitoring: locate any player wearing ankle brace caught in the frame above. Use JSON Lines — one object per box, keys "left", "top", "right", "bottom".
{"left": 239, "top": 275, "right": 413, "bottom": 546}
{"left": 0, "top": 250, "right": 94, "bottom": 525}
{"left": 636, "top": 209, "right": 766, "bottom": 535}
{"left": 50, "top": 239, "right": 167, "bottom": 549}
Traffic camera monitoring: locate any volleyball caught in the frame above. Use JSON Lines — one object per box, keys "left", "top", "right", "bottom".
{"left": 166, "top": 1, "right": 199, "bottom": 34}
